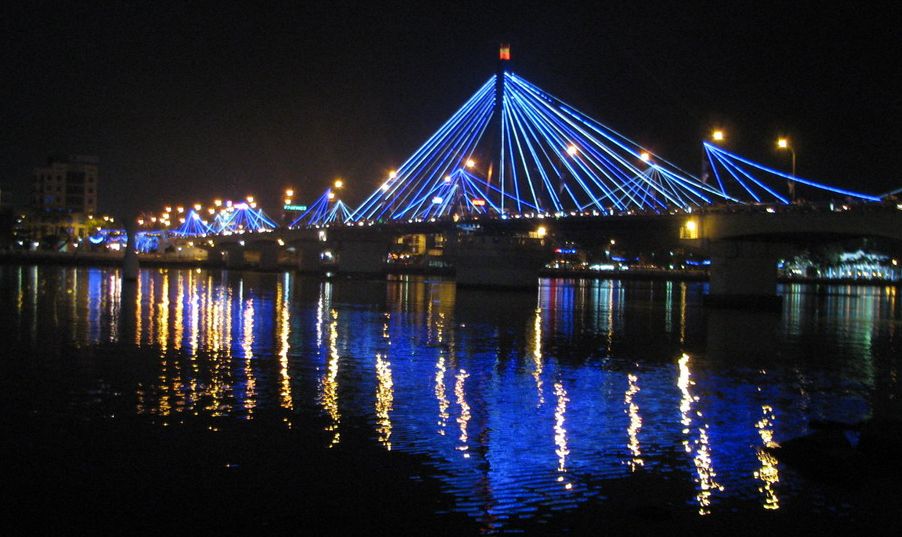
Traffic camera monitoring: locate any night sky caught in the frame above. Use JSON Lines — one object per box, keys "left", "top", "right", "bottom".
{"left": 2, "top": 1, "right": 899, "bottom": 217}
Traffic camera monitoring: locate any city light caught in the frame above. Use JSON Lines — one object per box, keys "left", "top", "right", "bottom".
{"left": 285, "top": 189, "right": 294, "bottom": 197}
{"left": 566, "top": 144, "right": 578, "bottom": 156}
{"left": 777, "top": 137, "right": 789, "bottom": 149}
{"left": 334, "top": 179, "right": 344, "bottom": 189}
{"left": 465, "top": 159, "right": 476, "bottom": 168}
{"left": 711, "top": 130, "right": 725, "bottom": 142}
{"left": 640, "top": 151, "right": 651, "bottom": 162}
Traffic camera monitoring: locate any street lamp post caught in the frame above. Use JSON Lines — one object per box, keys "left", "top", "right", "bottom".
{"left": 776, "top": 137, "right": 796, "bottom": 202}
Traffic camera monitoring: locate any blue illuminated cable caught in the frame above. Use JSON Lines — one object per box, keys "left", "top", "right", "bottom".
{"left": 714, "top": 151, "right": 790, "bottom": 204}
{"left": 390, "top": 92, "right": 495, "bottom": 219}
{"left": 507, "top": 87, "right": 615, "bottom": 210}
{"left": 709, "top": 149, "right": 763, "bottom": 203}
{"left": 703, "top": 143, "right": 880, "bottom": 201}
{"left": 353, "top": 77, "right": 495, "bottom": 220}
{"left": 703, "top": 144, "right": 728, "bottom": 196}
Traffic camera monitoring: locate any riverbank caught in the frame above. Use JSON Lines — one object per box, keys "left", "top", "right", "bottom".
{"left": 2, "top": 250, "right": 899, "bottom": 287}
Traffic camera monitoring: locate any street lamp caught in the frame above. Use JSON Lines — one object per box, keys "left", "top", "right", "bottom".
{"left": 776, "top": 137, "right": 797, "bottom": 202}
{"left": 701, "top": 129, "right": 726, "bottom": 185}
{"left": 334, "top": 179, "right": 344, "bottom": 189}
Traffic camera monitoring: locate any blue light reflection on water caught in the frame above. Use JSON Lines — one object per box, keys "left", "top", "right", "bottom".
{"left": 0, "top": 265, "right": 899, "bottom": 526}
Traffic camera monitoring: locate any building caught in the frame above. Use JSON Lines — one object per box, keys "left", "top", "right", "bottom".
{"left": 18, "top": 155, "right": 100, "bottom": 248}
{"left": 32, "top": 155, "right": 98, "bottom": 214}
{"left": 0, "top": 184, "right": 12, "bottom": 249}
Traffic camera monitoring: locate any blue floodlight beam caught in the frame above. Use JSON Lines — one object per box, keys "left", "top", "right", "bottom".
{"left": 704, "top": 143, "right": 880, "bottom": 201}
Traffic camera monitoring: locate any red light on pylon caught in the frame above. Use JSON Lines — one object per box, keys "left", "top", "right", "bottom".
{"left": 499, "top": 44, "right": 511, "bottom": 61}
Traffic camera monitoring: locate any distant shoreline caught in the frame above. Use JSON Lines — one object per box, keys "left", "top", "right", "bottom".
{"left": 1, "top": 250, "right": 899, "bottom": 287}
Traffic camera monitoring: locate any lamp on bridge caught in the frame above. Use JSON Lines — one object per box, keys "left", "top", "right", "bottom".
{"left": 701, "top": 129, "right": 726, "bottom": 185}
{"left": 776, "top": 137, "right": 797, "bottom": 202}
{"left": 334, "top": 178, "right": 344, "bottom": 190}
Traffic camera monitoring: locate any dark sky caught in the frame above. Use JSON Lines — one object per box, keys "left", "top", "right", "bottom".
{"left": 2, "top": 1, "right": 900, "bottom": 217}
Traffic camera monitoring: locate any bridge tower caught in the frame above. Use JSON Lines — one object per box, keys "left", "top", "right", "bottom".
{"left": 490, "top": 44, "right": 510, "bottom": 205}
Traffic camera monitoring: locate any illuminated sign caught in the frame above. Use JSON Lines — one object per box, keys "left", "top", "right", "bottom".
{"left": 283, "top": 204, "right": 308, "bottom": 211}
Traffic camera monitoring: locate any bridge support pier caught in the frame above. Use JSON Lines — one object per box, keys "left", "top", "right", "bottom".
{"left": 255, "top": 242, "right": 280, "bottom": 271}
{"left": 220, "top": 244, "right": 245, "bottom": 269}
{"left": 292, "top": 239, "right": 324, "bottom": 272}
{"left": 331, "top": 236, "right": 387, "bottom": 274}
{"left": 448, "top": 234, "right": 552, "bottom": 289}
{"left": 705, "top": 240, "right": 783, "bottom": 310}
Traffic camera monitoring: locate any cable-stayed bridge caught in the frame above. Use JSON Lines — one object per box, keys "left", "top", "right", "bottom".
{"left": 115, "top": 47, "right": 900, "bottom": 304}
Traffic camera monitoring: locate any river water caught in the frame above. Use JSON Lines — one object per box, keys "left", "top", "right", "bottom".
{"left": 1, "top": 264, "right": 899, "bottom": 533}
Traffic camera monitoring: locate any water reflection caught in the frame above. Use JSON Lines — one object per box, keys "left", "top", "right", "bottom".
{"left": 624, "top": 373, "right": 643, "bottom": 471}
{"left": 375, "top": 312, "right": 394, "bottom": 450}
{"left": 2, "top": 266, "right": 899, "bottom": 527}
{"left": 322, "top": 307, "right": 341, "bottom": 447}
{"left": 553, "top": 381, "right": 571, "bottom": 490}
{"left": 754, "top": 404, "right": 780, "bottom": 510}
{"left": 678, "top": 353, "right": 724, "bottom": 515}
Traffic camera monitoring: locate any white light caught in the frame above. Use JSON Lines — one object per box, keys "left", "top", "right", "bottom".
{"left": 566, "top": 145, "right": 578, "bottom": 156}
{"left": 432, "top": 196, "right": 443, "bottom": 204}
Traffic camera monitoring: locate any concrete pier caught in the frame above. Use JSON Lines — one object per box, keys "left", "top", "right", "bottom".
{"left": 705, "top": 240, "right": 784, "bottom": 309}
